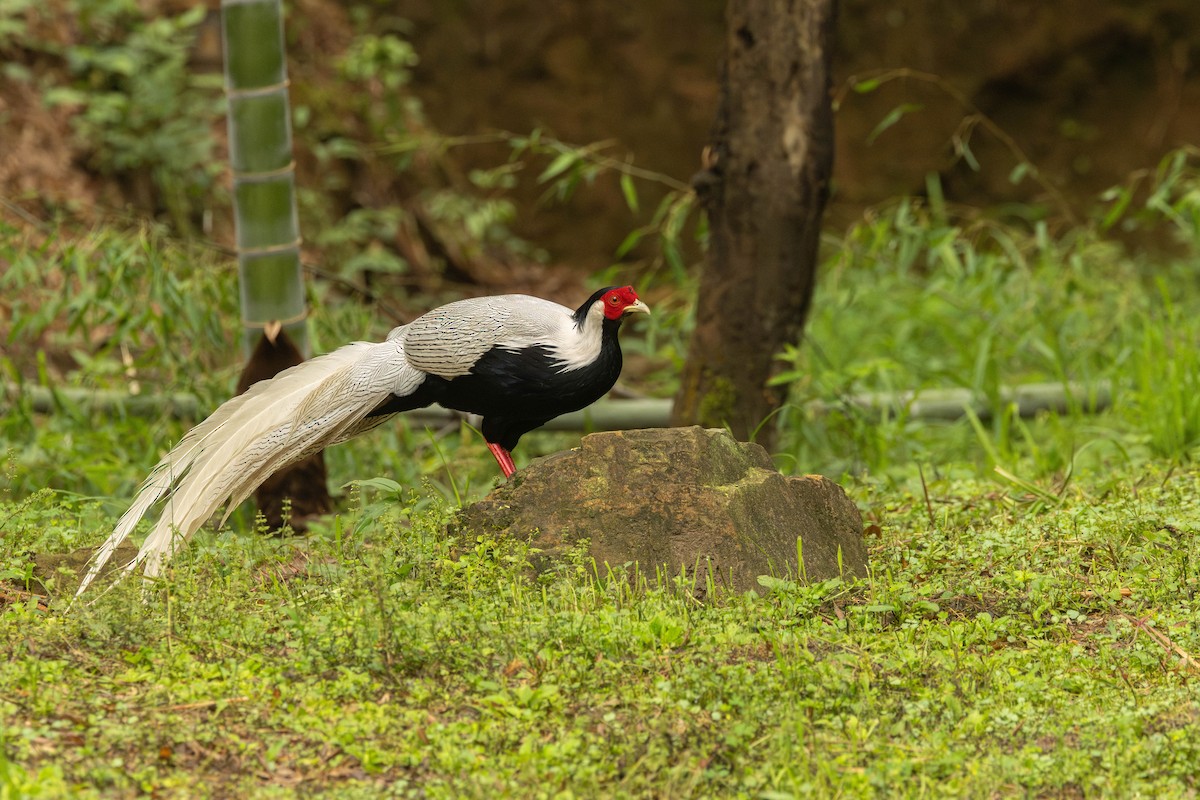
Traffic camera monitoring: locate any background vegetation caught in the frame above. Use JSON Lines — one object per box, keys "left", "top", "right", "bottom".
{"left": 3, "top": 1, "right": 1200, "bottom": 797}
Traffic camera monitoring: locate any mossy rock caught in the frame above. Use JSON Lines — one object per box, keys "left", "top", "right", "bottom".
{"left": 454, "top": 427, "right": 867, "bottom": 596}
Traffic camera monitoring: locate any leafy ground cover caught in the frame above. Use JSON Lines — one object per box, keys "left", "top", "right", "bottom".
{"left": 5, "top": 153, "right": 1200, "bottom": 796}
{"left": 3, "top": 466, "right": 1200, "bottom": 797}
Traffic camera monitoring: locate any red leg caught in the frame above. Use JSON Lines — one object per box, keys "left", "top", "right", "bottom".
{"left": 487, "top": 442, "right": 516, "bottom": 478}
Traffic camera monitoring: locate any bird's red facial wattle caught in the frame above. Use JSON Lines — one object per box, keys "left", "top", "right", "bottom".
{"left": 602, "top": 286, "right": 651, "bottom": 320}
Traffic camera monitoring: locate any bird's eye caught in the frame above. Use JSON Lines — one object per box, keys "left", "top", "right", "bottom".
{"left": 608, "top": 295, "right": 619, "bottom": 304}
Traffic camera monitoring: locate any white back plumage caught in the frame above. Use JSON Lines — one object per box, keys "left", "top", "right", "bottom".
{"left": 402, "top": 294, "right": 604, "bottom": 376}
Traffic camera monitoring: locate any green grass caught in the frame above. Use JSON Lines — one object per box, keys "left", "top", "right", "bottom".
{"left": 6, "top": 154, "right": 1200, "bottom": 796}
{"left": 775, "top": 163, "right": 1200, "bottom": 483}
{"left": 4, "top": 468, "right": 1200, "bottom": 797}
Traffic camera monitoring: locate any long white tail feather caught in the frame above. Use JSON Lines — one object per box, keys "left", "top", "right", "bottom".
{"left": 76, "top": 332, "right": 422, "bottom": 598}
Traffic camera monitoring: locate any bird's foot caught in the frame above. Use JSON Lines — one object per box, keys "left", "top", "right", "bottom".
{"left": 487, "top": 442, "right": 516, "bottom": 478}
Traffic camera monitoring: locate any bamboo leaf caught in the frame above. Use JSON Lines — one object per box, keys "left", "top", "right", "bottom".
{"left": 615, "top": 228, "right": 645, "bottom": 259}
{"left": 538, "top": 151, "right": 578, "bottom": 183}
{"left": 867, "top": 103, "right": 922, "bottom": 144}
{"left": 853, "top": 77, "right": 883, "bottom": 94}
{"left": 1009, "top": 162, "right": 1033, "bottom": 185}
{"left": 619, "top": 173, "right": 639, "bottom": 213}
{"left": 348, "top": 477, "right": 404, "bottom": 495}
{"left": 1100, "top": 187, "right": 1132, "bottom": 230}
{"left": 956, "top": 136, "right": 981, "bottom": 172}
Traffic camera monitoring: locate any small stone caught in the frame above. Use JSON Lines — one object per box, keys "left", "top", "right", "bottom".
{"left": 454, "top": 427, "right": 867, "bottom": 595}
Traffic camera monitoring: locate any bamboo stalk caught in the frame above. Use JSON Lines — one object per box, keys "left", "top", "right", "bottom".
{"left": 222, "top": 0, "right": 307, "bottom": 352}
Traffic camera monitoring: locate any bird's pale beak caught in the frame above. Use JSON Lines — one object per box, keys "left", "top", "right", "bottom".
{"left": 626, "top": 299, "right": 651, "bottom": 316}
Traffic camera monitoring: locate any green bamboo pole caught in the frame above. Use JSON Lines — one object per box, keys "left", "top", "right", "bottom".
{"left": 221, "top": 0, "right": 307, "bottom": 353}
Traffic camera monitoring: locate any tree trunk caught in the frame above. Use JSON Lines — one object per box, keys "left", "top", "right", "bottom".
{"left": 672, "top": 0, "right": 836, "bottom": 450}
